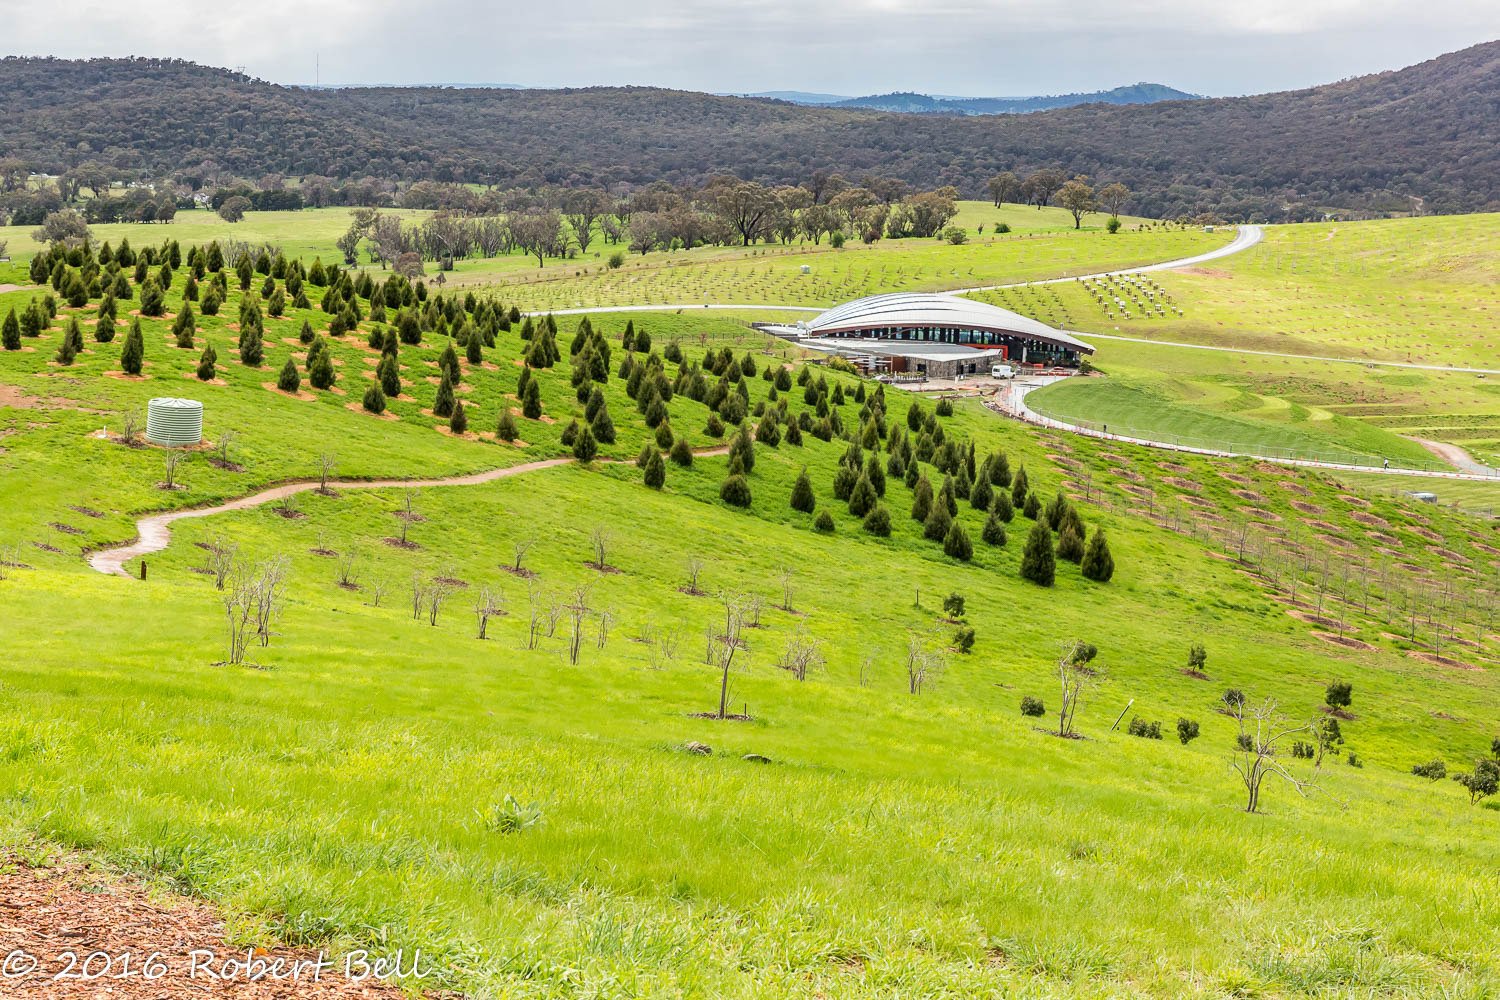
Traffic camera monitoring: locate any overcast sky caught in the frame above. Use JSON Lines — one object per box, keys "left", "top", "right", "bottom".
{"left": 6, "top": 0, "right": 1497, "bottom": 97}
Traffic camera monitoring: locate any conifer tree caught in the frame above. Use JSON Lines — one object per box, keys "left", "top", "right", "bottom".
{"left": 923, "top": 494, "right": 953, "bottom": 541}
{"left": 720, "top": 473, "right": 751, "bottom": 508}
{"left": 449, "top": 399, "right": 469, "bottom": 434}
{"left": 1020, "top": 520, "right": 1056, "bottom": 586}
{"left": 814, "top": 509, "right": 835, "bottom": 532}
{"left": 1057, "top": 520, "right": 1086, "bottom": 563}
{"left": 730, "top": 424, "right": 756, "bottom": 473}
{"left": 496, "top": 409, "right": 519, "bottom": 441}
{"left": 119, "top": 319, "right": 144, "bottom": 375}
{"left": 439, "top": 341, "right": 460, "bottom": 383}
{"left": 363, "top": 381, "right": 387, "bottom": 414}
{"left": 1024, "top": 492, "right": 1042, "bottom": 520}
{"left": 138, "top": 276, "right": 165, "bottom": 317}
{"left": 95, "top": 293, "right": 116, "bottom": 341}
{"left": 54, "top": 328, "right": 77, "bottom": 365}
{"left": 572, "top": 423, "right": 597, "bottom": 461}
{"left": 465, "top": 332, "right": 483, "bottom": 365}
{"left": 863, "top": 504, "right": 892, "bottom": 536}
{"left": 970, "top": 473, "right": 993, "bottom": 510}
{"left": 982, "top": 509, "right": 1007, "bottom": 546}
{"left": 1, "top": 308, "right": 18, "bottom": 351}
{"left": 1080, "top": 529, "right": 1115, "bottom": 582}
{"left": 670, "top": 436, "right": 693, "bottom": 466}
{"left": 943, "top": 521, "right": 973, "bottom": 561}
{"left": 591, "top": 404, "right": 616, "bottom": 444}
{"left": 643, "top": 447, "right": 666, "bottom": 488}
{"left": 1011, "top": 465, "right": 1030, "bottom": 508}
{"left": 848, "top": 473, "right": 877, "bottom": 517}
{"left": 911, "top": 475, "right": 934, "bottom": 521}
{"left": 173, "top": 303, "right": 196, "bottom": 348}
{"left": 378, "top": 354, "right": 401, "bottom": 398}
{"left": 790, "top": 468, "right": 816, "bottom": 512}
{"left": 521, "top": 377, "right": 542, "bottom": 419}
{"left": 183, "top": 273, "right": 199, "bottom": 302}
{"left": 196, "top": 342, "right": 217, "bottom": 381}
{"left": 238, "top": 321, "right": 263, "bottom": 367}
{"left": 200, "top": 284, "right": 220, "bottom": 315}
{"left": 993, "top": 491, "right": 1015, "bottom": 523}
{"left": 309, "top": 350, "right": 336, "bottom": 390}
{"left": 433, "top": 370, "right": 456, "bottom": 418}
{"left": 277, "top": 356, "right": 301, "bottom": 392}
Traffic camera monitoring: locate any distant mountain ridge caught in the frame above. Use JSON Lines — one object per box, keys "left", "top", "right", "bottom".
{"left": 829, "top": 84, "right": 1199, "bottom": 114}
{"left": 0, "top": 43, "right": 1495, "bottom": 221}
{"left": 739, "top": 83, "right": 1198, "bottom": 114}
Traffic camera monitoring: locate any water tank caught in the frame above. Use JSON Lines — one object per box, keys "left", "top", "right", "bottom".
{"left": 146, "top": 397, "right": 203, "bottom": 447}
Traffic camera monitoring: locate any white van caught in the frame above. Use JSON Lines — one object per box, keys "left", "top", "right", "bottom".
{"left": 990, "top": 364, "right": 1015, "bottom": 380}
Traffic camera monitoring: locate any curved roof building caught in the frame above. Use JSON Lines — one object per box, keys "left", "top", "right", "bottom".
{"left": 802, "top": 292, "right": 1093, "bottom": 367}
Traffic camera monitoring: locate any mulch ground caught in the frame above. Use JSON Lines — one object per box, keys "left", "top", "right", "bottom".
{"left": 0, "top": 855, "right": 426, "bottom": 997}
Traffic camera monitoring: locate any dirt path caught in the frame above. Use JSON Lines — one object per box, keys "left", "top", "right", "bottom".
{"left": 0, "top": 855, "right": 416, "bottom": 998}
{"left": 88, "top": 448, "right": 731, "bottom": 578}
{"left": 1410, "top": 437, "right": 1498, "bottom": 476}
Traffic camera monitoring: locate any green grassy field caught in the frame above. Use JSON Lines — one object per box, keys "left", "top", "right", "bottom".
{"left": 999, "top": 214, "right": 1500, "bottom": 468}
{"left": 1, "top": 230, "right": 1497, "bottom": 997}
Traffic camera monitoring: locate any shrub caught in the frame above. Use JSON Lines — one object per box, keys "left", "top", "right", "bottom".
{"left": 643, "top": 448, "right": 666, "bottom": 488}
{"left": 814, "top": 510, "right": 835, "bottom": 533}
{"left": 1020, "top": 696, "right": 1046, "bottom": 717}
{"left": 1411, "top": 759, "right": 1446, "bottom": 781}
{"left": 935, "top": 397, "right": 954, "bottom": 417}
{"left": 362, "top": 382, "right": 387, "bottom": 414}
{"left": 1325, "top": 681, "right": 1353, "bottom": 711}
{"left": 790, "top": 468, "right": 816, "bottom": 513}
{"left": 1056, "top": 520, "right": 1085, "bottom": 563}
{"left": 449, "top": 400, "right": 469, "bottom": 435}
{"left": 951, "top": 626, "right": 975, "bottom": 653}
{"left": 1176, "top": 718, "right": 1200, "bottom": 744}
{"left": 1080, "top": 529, "right": 1114, "bottom": 582}
{"left": 119, "top": 319, "right": 144, "bottom": 375}
{"left": 378, "top": 355, "right": 401, "bottom": 397}
{"left": 277, "top": 357, "right": 301, "bottom": 392}
{"left": 496, "top": 409, "right": 519, "bottom": 441}
{"left": 943, "top": 593, "right": 965, "bottom": 619}
{"left": 1128, "top": 718, "right": 1163, "bottom": 740}
{"left": 848, "top": 474, "right": 877, "bottom": 517}
{"left": 862, "top": 503, "right": 891, "bottom": 537}
{"left": 982, "top": 511, "right": 1007, "bottom": 546}
{"left": 138, "top": 277, "right": 165, "bottom": 317}
{"left": 195, "top": 343, "right": 217, "bottom": 381}
{"left": 1106, "top": 217, "right": 1121, "bottom": 234}
{"left": 705, "top": 413, "right": 725, "bottom": 438}
{"left": 1453, "top": 758, "right": 1499, "bottom": 804}
{"left": 1222, "top": 689, "right": 1245, "bottom": 711}
{"left": 1023, "top": 492, "right": 1041, "bottom": 519}
{"left": 521, "top": 378, "right": 542, "bottom": 419}
{"left": 654, "top": 420, "right": 674, "bottom": 450}
{"left": 943, "top": 522, "right": 973, "bottom": 561}
{"left": 922, "top": 495, "right": 951, "bottom": 540}
{"left": 720, "top": 474, "right": 752, "bottom": 508}
{"left": 1020, "top": 520, "right": 1055, "bottom": 586}
{"left": 309, "top": 351, "right": 336, "bottom": 390}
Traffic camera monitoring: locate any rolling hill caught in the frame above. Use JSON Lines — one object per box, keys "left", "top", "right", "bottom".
{"left": 0, "top": 41, "right": 1496, "bottom": 220}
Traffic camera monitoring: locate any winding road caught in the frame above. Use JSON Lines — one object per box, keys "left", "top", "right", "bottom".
{"left": 85, "top": 223, "right": 1494, "bottom": 577}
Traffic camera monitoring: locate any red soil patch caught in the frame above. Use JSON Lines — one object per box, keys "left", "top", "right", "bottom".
{"left": 344, "top": 402, "right": 399, "bottom": 420}
{"left": 1218, "top": 472, "right": 1253, "bottom": 485}
{"left": 1366, "top": 531, "right": 1403, "bottom": 547}
{"left": 1336, "top": 494, "right": 1371, "bottom": 507}
{"left": 1349, "top": 511, "right": 1390, "bottom": 529}
{"left": 1245, "top": 507, "right": 1282, "bottom": 522}
{"left": 0, "top": 854, "right": 414, "bottom": 998}
{"left": 1406, "top": 650, "right": 1481, "bottom": 671}
{"left": 1287, "top": 609, "right": 1342, "bottom": 629}
{"left": 434, "top": 426, "right": 480, "bottom": 440}
{"left": 1157, "top": 461, "right": 1192, "bottom": 474}
{"left": 1409, "top": 526, "right": 1444, "bottom": 543}
{"left": 261, "top": 382, "right": 316, "bottom": 402}
{"left": 1311, "top": 631, "right": 1375, "bottom": 651}
{"left": 1431, "top": 547, "right": 1469, "bottom": 562}
{"left": 1228, "top": 488, "right": 1262, "bottom": 502}
{"left": 1316, "top": 533, "right": 1357, "bottom": 550}
{"left": 1161, "top": 476, "right": 1202, "bottom": 492}
{"left": 1119, "top": 483, "right": 1154, "bottom": 500}
{"left": 1288, "top": 500, "right": 1323, "bottom": 515}
{"left": 1180, "top": 495, "right": 1215, "bottom": 509}
{"left": 1279, "top": 481, "right": 1314, "bottom": 496}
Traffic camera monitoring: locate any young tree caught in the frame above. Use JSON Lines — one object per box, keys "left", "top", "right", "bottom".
{"left": 1056, "top": 519, "right": 1085, "bottom": 563}
{"left": 790, "top": 467, "right": 816, "bottom": 513}
{"left": 863, "top": 503, "right": 892, "bottom": 537}
{"left": 363, "top": 381, "right": 387, "bottom": 414}
{"left": 277, "top": 356, "right": 301, "bottom": 392}
{"left": 496, "top": 409, "right": 519, "bottom": 441}
{"left": 643, "top": 447, "right": 666, "bottom": 488}
{"left": 1453, "top": 758, "right": 1499, "bottom": 804}
{"left": 1325, "top": 680, "right": 1353, "bottom": 713}
{"left": 1080, "top": 528, "right": 1114, "bottom": 582}
{"left": 1020, "top": 520, "right": 1055, "bottom": 586}
{"left": 449, "top": 399, "right": 469, "bottom": 434}
{"left": 1, "top": 308, "right": 19, "bottom": 351}
{"left": 119, "top": 318, "right": 145, "bottom": 375}
{"left": 173, "top": 302, "right": 196, "bottom": 348}
{"left": 720, "top": 473, "right": 752, "bottom": 508}
{"left": 521, "top": 377, "right": 542, "bottom": 419}
{"left": 432, "top": 370, "right": 456, "bottom": 418}
{"left": 138, "top": 276, "right": 165, "bottom": 317}
{"left": 1230, "top": 697, "right": 1318, "bottom": 813}
{"left": 922, "top": 494, "right": 952, "bottom": 541}
{"left": 196, "top": 342, "right": 218, "bottom": 381}
{"left": 572, "top": 423, "right": 597, "bottom": 461}
{"left": 1054, "top": 639, "right": 1098, "bottom": 737}
{"left": 1057, "top": 178, "right": 1097, "bottom": 229}
{"left": 943, "top": 521, "right": 973, "bottom": 560}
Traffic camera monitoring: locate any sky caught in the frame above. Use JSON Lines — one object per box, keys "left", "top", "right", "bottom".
{"left": 4, "top": 0, "right": 1497, "bottom": 97}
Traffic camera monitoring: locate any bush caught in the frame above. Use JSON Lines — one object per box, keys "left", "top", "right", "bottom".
{"left": 981, "top": 511, "right": 1007, "bottom": 546}
{"left": 848, "top": 474, "right": 877, "bottom": 517}
{"left": 720, "top": 473, "right": 752, "bottom": 508}
{"left": 1056, "top": 520, "right": 1085, "bottom": 563}
{"left": 669, "top": 437, "right": 693, "bottom": 466}
{"left": 814, "top": 510, "right": 835, "bottom": 533}
{"left": 935, "top": 397, "right": 954, "bottom": 417}
{"left": 1411, "top": 759, "right": 1447, "bottom": 781}
{"left": 309, "top": 351, "right": 335, "bottom": 390}
{"left": 943, "top": 593, "right": 965, "bottom": 619}
{"left": 943, "top": 522, "right": 973, "bottom": 561}
{"left": 362, "top": 382, "right": 386, "bottom": 414}
{"left": 1020, "top": 696, "right": 1046, "bottom": 717}
{"left": 1291, "top": 741, "right": 1315, "bottom": 759}
{"left": 195, "top": 343, "right": 217, "bottom": 381}
{"left": 862, "top": 503, "right": 891, "bottom": 537}
{"left": 1019, "top": 520, "right": 1055, "bottom": 586}
{"left": 994, "top": 222, "right": 1011, "bottom": 234}
{"left": 951, "top": 626, "right": 975, "bottom": 653}
{"left": 1222, "top": 689, "right": 1245, "bottom": 711}
{"left": 1176, "top": 718, "right": 1200, "bottom": 744}
{"left": 276, "top": 357, "right": 300, "bottom": 392}
{"left": 643, "top": 448, "right": 666, "bottom": 488}
{"left": 1325, "top": 680, "right": 1353, "bottom": 710}
{"left": 496, "top": 409, "right": 519, "bottom": 441}
{"left": 449, "top": 400, "right": 469, "bottom": 435}
{"left": 119, "top": 320, "right": 144, "bottom": 375}
{"left": 1106, "top": 217, "right": 1121, "bottom": 234}
{"left": 572, "top": 424, "right": 597, "bottom": 461}
{"left": 1128, "top": 718, "right": 1163, "bottom": 740}
{"left": 790, "top": 468, "right": 816, "bottom": 513}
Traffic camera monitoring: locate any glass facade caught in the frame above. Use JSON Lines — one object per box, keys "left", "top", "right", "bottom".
{"left": 827, "top": 326, "right": 1082, "bottom": 365}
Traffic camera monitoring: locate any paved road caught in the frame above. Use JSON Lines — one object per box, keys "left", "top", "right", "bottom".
{"left": 994, "top": 379, "right": 1500, "bottom": 483}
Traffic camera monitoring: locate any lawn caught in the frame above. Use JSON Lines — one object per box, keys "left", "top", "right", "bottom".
{"left": 990, "top": 214, "right": 1500, "bottom": 468}
{"left": 1, "top": 230, "right": 1497, "bottom": 997}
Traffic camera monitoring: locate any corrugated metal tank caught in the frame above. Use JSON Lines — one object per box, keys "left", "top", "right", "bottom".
{"left": 145, "top": 397, "right": 203, "bottom": 446}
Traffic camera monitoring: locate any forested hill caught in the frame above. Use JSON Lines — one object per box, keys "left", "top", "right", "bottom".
{"left": 826, "top": 84, "right": 1199, "bottom": 115}
{"left": 0, "top": 41, "right": 1496, "bottom": 221}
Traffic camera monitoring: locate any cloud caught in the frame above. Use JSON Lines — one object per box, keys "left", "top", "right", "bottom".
{"left": 4, "top": 0, "right": 1496, "bottom": 96}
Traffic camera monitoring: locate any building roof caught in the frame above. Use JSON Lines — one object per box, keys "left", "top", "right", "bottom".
{"left": 803, "top": 292, "right": 1094, "bottom": 354}
{"left": 801, "top": 338, "right": 1003, "bottom": 364}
